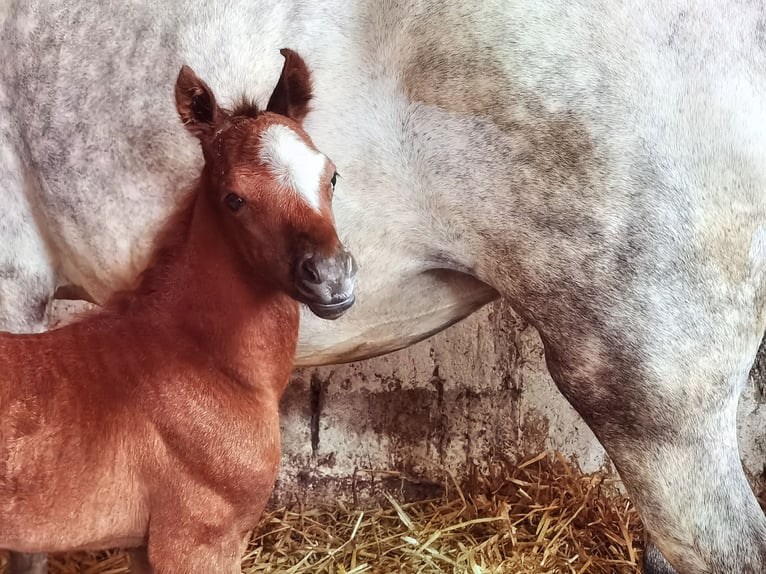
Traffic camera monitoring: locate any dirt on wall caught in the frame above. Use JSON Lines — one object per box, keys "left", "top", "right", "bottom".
{"left": 274, "top": 298, "right": 766, "bottom": 505}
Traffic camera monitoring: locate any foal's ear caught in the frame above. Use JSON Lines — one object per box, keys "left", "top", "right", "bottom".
{"left": 266, "top": 48, "right": 313, "bottom": 123}
{"left": 175, "top": 65, "right": 220, "bottom": 139}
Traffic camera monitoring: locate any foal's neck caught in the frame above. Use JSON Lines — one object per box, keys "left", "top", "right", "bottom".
{"left": 129, "top": 190, "right": 300, "bottom": 390}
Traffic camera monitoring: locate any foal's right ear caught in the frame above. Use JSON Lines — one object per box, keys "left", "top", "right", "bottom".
{"left": 266, "top": 48, "right": 313, "bottom": 123}
{"left": 175, "top": 65, "right": 220, "bottom": 140}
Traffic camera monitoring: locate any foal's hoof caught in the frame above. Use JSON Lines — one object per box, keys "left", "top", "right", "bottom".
{"left": 643, "top": 543, "right": 678, "bottom": 574}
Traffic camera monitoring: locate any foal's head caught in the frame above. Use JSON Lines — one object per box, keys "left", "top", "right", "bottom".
{"left": 175, "top": 50, "right": 356, "bottom": 320}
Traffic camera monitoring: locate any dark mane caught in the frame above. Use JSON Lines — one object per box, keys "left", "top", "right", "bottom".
{"left": 103, "top": 190, "right": 198, "bottom": 313}
{"left": 102, "top": 102, "right": 268, "bottom": 315}
{"left": 102, "top": 96, "right": 260, "bottom": 316}
{"left": 230, "top": 98, "right": 261, "bottom": 119}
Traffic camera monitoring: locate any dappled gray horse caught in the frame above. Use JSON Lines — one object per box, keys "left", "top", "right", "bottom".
{"left": 1, "top": 1, "right": 765, "bottom": 573}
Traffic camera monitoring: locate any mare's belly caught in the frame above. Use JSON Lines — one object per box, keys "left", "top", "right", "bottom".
{"left": 295, "top": 269, "right": 497, "bottom": 366}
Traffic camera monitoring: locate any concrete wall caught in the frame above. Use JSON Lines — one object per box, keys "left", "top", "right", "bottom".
{"left": 275, "top": 299, "right": 766, "bottom": 503}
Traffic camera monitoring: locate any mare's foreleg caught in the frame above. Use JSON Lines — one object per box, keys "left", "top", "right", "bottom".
{"left": 643, "top": 538, "right": 680, "bottom": 574}
{"left": 540, "top": 310, "right": 766, "bottom": 573}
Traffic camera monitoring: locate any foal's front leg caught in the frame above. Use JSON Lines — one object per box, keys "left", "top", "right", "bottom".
{"left": 7, "top": 553, "right": 47, "bottom": 574}
{"left": 146, "top": 534, "right": 246, "bottom": 574}
{"left": 127, "top": 547, "right": 152, "bottom": 574}
{"left": 144, "top": 512, "right": 250, "bottom": 574}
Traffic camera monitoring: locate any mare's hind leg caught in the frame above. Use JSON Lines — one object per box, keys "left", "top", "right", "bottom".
{"left": 0, "top": 115, "right": 57, "bottom": 333}
{"left": 1, "top": 112, "right": 58, "bottom": 573}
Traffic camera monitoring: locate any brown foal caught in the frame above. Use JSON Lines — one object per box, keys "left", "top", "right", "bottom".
{"left": 0, "top": 49, "right": 356, "bottom": 573}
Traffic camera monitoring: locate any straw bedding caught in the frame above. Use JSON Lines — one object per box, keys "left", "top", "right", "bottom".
{"left": 0, "top": 452, "right": 647, "bottom": 573}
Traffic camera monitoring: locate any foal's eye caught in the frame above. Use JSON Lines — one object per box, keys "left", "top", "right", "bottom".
{"left": 330, "top": 173, "right": 338, "bottom": 188}
{"left": 224, "top": 193, "right": 245, "bottom": 212}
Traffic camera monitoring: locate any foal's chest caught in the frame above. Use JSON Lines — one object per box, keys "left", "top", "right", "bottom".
{"left": 149, "top": 375, "right": 284, "bottom": 496}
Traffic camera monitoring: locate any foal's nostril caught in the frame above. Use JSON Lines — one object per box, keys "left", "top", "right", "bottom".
{"left": 346, "top": 252, "right": 358, "bottom": 277}
{"left": 300, "top": 258, "right": 322, "bottom": 284}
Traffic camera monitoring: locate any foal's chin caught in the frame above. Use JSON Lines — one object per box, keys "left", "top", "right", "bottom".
{"left": 305, "top": 295, "right": 356, "bottom": 320}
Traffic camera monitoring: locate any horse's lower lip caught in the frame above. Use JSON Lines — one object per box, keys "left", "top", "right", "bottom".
{"left": 307, "top": 295, "right": 356, "bottom": 320}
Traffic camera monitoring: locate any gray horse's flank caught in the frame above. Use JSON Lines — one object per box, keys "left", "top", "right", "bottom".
{"left": 2, "top": 1, "right": 766, "bottom": 572}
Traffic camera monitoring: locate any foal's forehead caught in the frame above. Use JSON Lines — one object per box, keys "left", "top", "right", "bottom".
{"left": 257, "top": 123, "right": 328, "bottom": 210}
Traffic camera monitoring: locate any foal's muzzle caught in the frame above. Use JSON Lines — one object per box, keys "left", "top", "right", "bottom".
{"left": 295, "top": 246, "right": 357, "bottom": 320}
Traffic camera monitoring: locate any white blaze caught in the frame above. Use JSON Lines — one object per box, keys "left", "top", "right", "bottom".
{"left": 259, "top": 124, "right": 327, "bottom": 210}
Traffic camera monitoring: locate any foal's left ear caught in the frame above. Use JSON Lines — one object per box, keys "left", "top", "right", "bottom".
{"left": 266, "top": 48, "right": 313, "bottom": 123}
{"left": 175, "top": 65, "right": 221, "bottom": 140}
